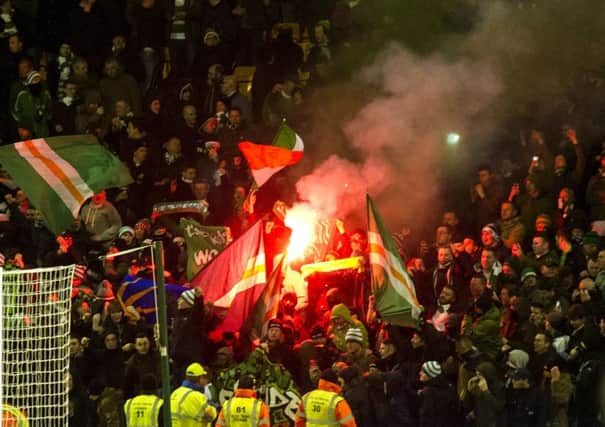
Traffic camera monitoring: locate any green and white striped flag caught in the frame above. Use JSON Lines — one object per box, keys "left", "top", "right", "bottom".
{"left": 0, "top": 135, "right": 133, "bottom": 234}
{"left": 367, "top": 194, "right": 422, "bottom": 327}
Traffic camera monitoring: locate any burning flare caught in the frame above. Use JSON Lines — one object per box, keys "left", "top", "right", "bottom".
{"left": 284, "top": 204, "right": 319, "bottom": 261}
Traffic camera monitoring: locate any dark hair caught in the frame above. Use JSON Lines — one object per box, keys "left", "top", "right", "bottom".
{"left": 441, "top": 285, "right": 457, "bottom": 299}
{"left": 471, "top": 274, "right": 487, "bottom": 284}
{"left": 238, "top": 375, "right": 255, "bottom": 389}
{"left": 339, "top": 367, "right": 359, "bottom": 385}
{"left": 128, "top": 117, "right": 147, "bottom": 134}
{"left": 229, "top": 106, "right": 242, "bottom": 114}
{"left": 320, "top": 368, "right": 339, "bottom": 384}
{"left": 141, "top": 373, "right": 159, "bottom": 392}
{"left": 477, "top": 164, "right": 491, "bottom": 173}
{"left": 567, "top": 304, "right": 585, "bottom": 321}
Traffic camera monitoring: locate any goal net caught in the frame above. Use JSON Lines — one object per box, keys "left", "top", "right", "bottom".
{"left": 1, "top": 265, "right": 74, "bottom": 427}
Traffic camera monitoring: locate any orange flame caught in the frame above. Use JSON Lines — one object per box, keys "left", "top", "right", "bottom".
{"left": 284, "top": 204, "right": 319, "bottom": 261}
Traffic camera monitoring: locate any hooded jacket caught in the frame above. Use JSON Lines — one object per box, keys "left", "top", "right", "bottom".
{"left": 328, "top": 304, "right": 368, "bottom": 351}
{"left": 464, "top": 305, "right": 502, "bottom": 361}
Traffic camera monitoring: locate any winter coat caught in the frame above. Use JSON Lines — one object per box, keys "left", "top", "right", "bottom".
{"left": 463, "top": 362, "right": 505, "bottom": 427}
{"left": 505, "top": 387, "right": 546, "bottom": 427}
{"left": 124, "top": 350, "right": 161, "bottom": 398}
{"left": 12, "top": 87, "right": 53, "bottom": 137}
{"left": 586, "top": 173, "right": 605, "bottom": 220}
{"left": 328, "top": 304, "right": 368, "bottom": 351}
{"left": 99, "top": 72, "right": 143, "bottom": 116}
{"left": 499, "top": 216, "right": 526, "bottom": 249}
{"left": 463, "top": 305, "right": 502, "bottom": 361}
{"left": 545, "top": 372, "right": 574, "bottom": 427}
{"left": 97, "top": 387, "right": 126, "bottom": 427}
{"left": 342, "top": 379, "right": 373, "bottom": 427}
{"left": 80, "top": 200, "right": 122, "bottom": 243}
{"left": 418, "top": 375, "right": 458, "bottom": 427}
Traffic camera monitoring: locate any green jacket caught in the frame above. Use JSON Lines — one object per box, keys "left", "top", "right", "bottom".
{"left": 463, "top": 306, "right": 501, "bottom": 361}
{"left": 12, "top": 88, "right": 52, "bottom": 138}
{"left": 328, "top": 304, "right": 368, "bottom": 352}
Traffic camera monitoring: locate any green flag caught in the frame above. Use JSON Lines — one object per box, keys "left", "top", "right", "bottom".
{"left": 180, "top": 218, "right": 231, "bottom": 280}
{"left": 367, "top": 194, "right": 422, "bottom": 327}
{"left": 0, "top": 135, "right": 132, "bottom": 234}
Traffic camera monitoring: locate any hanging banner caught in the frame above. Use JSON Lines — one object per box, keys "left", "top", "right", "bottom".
{"left": 180, "top": 218, "right": 231, "bottom": 280}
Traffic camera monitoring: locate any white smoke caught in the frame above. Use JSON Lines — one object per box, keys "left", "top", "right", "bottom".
{"left": 295, "top": 43, "right": 502, "bottom": 228}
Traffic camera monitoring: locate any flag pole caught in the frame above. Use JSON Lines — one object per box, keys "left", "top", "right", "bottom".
{"left": 152, "top": 239, "right": 172, "bottom": 427}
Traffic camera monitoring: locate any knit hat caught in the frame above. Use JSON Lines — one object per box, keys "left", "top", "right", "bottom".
{"left": 179, "top": 289, "right": 196, "bottom": 306}
{"left": 25, "top": 70, "right": 41, "bottom": 86}
{"left": 506, "top": 349, "right": 529, "bottom": 369}
{"left": 345, "top": 327, "right": 363, "bottom": 343}
{"left": 268, "top": 318, "right": 282, "bottom": 330}
{"left": 96, "top": 280, "right": 115, "bottom": 301}
{"left": 422, "top": 361, "right": 442, "bottom": 378}
{"left": 118, "top": 226, "right": 135, "bottom": 238}
{"left": 205, "top": 141, "right": 221, "bottom": 150}
{"left": 482, "top": 223, "right": 500, "bottom": 241}
{"left": 520, "top": 267, "right": 537, "bottom": 282}
{"left": 186, "top": 362, "right": 207, "bottom": 377}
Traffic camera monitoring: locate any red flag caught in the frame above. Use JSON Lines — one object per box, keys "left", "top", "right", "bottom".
{"left": 191, "top": 221, "right": 266, "bottom": 332}
{"left": 238, "top": 123, "right": 304, "bottom": 187}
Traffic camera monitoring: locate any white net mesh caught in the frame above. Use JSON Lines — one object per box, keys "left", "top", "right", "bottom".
{"left": 1, "top": 265, "right": 74, "bottom": 427}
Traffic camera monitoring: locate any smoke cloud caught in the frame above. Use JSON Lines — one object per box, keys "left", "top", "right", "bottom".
{"left": 294, "top": 43, "right": 501, "bottom": 230}
{"left": 288, "top": 0, "right": 605, "bottom": 234}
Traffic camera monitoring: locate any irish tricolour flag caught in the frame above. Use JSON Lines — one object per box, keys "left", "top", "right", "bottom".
{"left": 0, "top": 135, "right": 133, "bottom": 234}
{"left": 238, "top": 122, "right": 303, "bottom": 187}
{"left": 367, "top": 195, "right": 422, "bottom": 327}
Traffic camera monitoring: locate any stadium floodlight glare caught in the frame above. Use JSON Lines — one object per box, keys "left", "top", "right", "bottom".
{"left": 446, "top": 132, "right": 461, "bottom": 145}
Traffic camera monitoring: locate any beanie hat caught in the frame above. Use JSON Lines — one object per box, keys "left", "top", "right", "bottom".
{"left": 520, "top": 267, "right": 537, "bottom": 282}
{"left": 506, "top": 349, "right": 529, "bottom": 369}
{"left": 268, "top": 318, "right": 282, "bottom": 330}
{"left": 180, "top": 289, "right": 196, "bottom": 306}
{"left": 482, "top": 223, "right": 500, "bottom": 241}
{"left": 345, "top": 327, "right": 363, "bottom": 343}
{"left": 422, "top": 361, "right": 442, "bottom": 378}
{"left": 25, "top": 70, "right": 41, "bottom": 85}
{"left": 320, "top": 368, "right": 339, "bottom": 384}
{"left": 96, "top": 280, "right": 115, "bottom": 301}
{"left": 118, "top": 226, "right": 135, "bottom": 238}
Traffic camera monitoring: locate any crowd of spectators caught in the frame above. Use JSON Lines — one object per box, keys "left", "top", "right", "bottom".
{"left": 1, "top": 0, "right": 605, "bottom": 426}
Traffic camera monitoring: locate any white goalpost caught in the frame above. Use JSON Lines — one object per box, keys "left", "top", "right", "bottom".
{"left": 1, "top": 265, "right": 74, "bottom": 427}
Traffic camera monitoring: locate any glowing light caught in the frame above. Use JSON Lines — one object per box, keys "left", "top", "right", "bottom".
{"left": 284, "top": 204, "right": 319, "bottom": 261}
{"left": 446, "top": 132, "right": 460, "bottom": 145}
